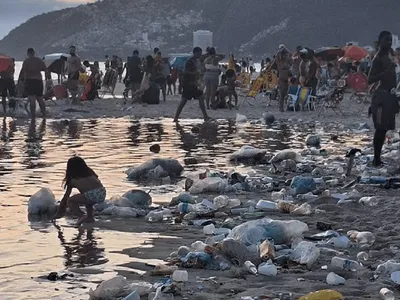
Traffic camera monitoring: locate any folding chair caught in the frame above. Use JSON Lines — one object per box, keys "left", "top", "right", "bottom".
{"left": 100, "top": 69, "right": 118, "bottom": 98}
{"left": 317, "top": 87, "right": 345, "bottom": 116}
{"left": 349, "top": 72, "right": 370, "bottom": 107}
{"left": 285, "top": 85, "right": 300, "bottom": 111}
{"left": 239, "top": 75, "right": 264, "bottom": 107}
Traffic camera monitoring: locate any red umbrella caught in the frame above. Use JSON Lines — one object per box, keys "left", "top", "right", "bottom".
{"left": 343, "top": 46, "right": 368, "bottom": 61}
{"left": 0, "top": 55, "right": 13, "bottom": 73}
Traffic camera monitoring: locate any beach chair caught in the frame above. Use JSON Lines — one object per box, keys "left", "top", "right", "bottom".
{"left": 317, "top": 87, "right": 345, "bottom": 116}
{"left": 285, "top": 85, "right": 300, "bottom": 111}
{"left": 286, "top": 86, "right": 314, "bottom": 111}
{"left": 239, "top": 75, "right": 264, "bottom": 107}
{"left": 100, "top": 69, "right": 118, "bottom": 98}
{"left": 348, "top": 72, "right": 369, "bottom": 107}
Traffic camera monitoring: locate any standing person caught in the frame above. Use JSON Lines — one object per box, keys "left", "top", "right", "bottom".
{"left": 368, "top": 31, "right": 398, "bottom": 167}
{"left": 65, "top": 46, "right": 82, "bottom": 104}
{"left": 0, "top": 58, "right": 16, "bottom": 115}
{"left": 395, "top": 47, "right": 400, "bottom": 84}
{"left": 275, "top": 45, "right": 292, "bottom": 112}
{"left": 105, "top": 55, "right": 110, "bottom": 70}
{"left": 203, "top": 47, "right": 224, "bottom": 109}
{"left": 153, "top": 47, "right": 160, "bottom": 58}
{"left": 154, "top": 51, "right": 167, "bottom": 102}
{"left": 19, "top": 48, "right": 47, "bottom": 118}
{"left": 226, "top": 69, "right": 238, "bottom": 109}
{"left": 53, "top": 156, "right": 106, "bottom": 226}
{"left": 246, "top": 57, "right": 250, "bottom": 72}
{"left": 291, "top": 46, "right": 303, "bottom": 82}
{"left": 304, "top": 50, "right": 318, "bottom": 96}
{"left": 167, "top": 67, "right": 178, "bottom": 95}
{"left": 173, "top": 47, "right": 209, "bottom": 122}
{"left": 117, "top": 56, "right": 124, "bottom": 82}
{"left": 127, "top": 50, "right": 143, "bottom": 95}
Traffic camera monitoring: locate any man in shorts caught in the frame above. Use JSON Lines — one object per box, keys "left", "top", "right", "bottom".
{"left": 66, "top": 46, "right": 82, "bottom": 103}
{"left": 19, "top": 48, "right": 47, "bottom": 118}
{"left": 173, "top": 47, "right": 209, "bottom": 122}
{"left": 0, "top": 58, "right": 16, "bottom": 115}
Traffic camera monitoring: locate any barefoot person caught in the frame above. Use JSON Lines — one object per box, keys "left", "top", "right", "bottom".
{"left": 19, "top": 48, "right": 47, "bottom": 118}
{"left": 173, "top": 47, "right": 209, "bottom": 122}
{"left": 53, "top": 156, "right": 106, "bottom": 226}
{"left": 368, "top": 31, "right": 399, "bottom": 167}
{"left": 0, "top": 58, "right": 16, "bottom": 116}
{"left": 275, "top": 44, "right": 292, "bottom": 112}
{"left": 65, "top": 46, "right": 82, "bottom": 104}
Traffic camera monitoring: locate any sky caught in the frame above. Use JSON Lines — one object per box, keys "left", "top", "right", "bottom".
{"left": 0, "top": 0, "right": 95, "bottom": 39}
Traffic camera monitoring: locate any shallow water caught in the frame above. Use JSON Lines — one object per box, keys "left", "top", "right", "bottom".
{"left": 0, "top": 117, "right": 366, "bottom": 299}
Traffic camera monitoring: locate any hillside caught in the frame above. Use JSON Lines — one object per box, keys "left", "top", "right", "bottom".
{"left": 1, "top": 0, "right": 399, "bottom": 59}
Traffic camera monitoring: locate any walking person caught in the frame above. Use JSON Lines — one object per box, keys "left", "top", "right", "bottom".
{"left": 368, "top": 31, "right": 399, "bottom": 167}
{"left": 0, "top": 58, "right": 16, "bottom": 115}
{"left": 127, "top": 50, "right": 143, "bottom": 98}
{"left": 173, "top": 47, "right": 209, "bottom": 122}
{"left": 203, "top": 47, "right": 224, "bottom": 109}
{"left": 19, "top": 48, "right": 47, "bottom": 119}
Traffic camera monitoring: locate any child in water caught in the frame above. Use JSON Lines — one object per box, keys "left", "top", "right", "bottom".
{"left": 53, "top": 156, "right": 106, "bottom": 226}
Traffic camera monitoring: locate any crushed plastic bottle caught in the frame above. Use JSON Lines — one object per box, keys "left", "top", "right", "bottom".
{"left": 122, "top": 290, "right": 140, "bottom": 300}
{"left": 213, "top": 195, "right": 230, "bottom": 208}
{"left": 297, "top": 192, "right": 318, "bottom": 201}
{"left": 145, "top": 209, "right": 172, "bottom": 223}
{"left": 244, "top": 261, "right": 258, "bottom": 275}
{"left": 380, "top": 288, "right": 395, "bottom": 300}
{"left": 258, "top": 260, "right": 277, "bottom": 276}
{"left": 359, "top": 176, "right": 388, "bottom": 184}
{"left": 326, "top": 272, "right": 346, "bottom": 285}
{"left": 256, "top": 200, "right": 277, "bottom": 210}
{"left": 291, "top": 241, "right": 320, "bottom": 268}
{"left": 227, "top": 198, "right": 241, "bottom": 208}
{"left": 331, "top": 256, "right": 361, "bottom": 271}
{"left": 322, "top": 236, "right": 352, "bottom": 249}
{"left": 203, "top": 224, "right": 216, "bottom": 235}
{"left": 277, "top": 201, "right": 298, "bottom": 213}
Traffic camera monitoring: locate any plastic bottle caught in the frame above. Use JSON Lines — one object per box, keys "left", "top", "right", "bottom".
{"left": 256, "top": 200, "right": 277, "bottom": 210}
{"left": 331, "top": 256, "right": 361, "bottom": 271}
{"left": 359, "top": 196, "right": 379, "bottom": 206}
{"left": 324, "top": 236, "right": 352, "bottom": 249}
{"left": 205, "top": 234, "right": 225, "bottom": 246}
{"left": 258, "top": 261, "right": 277, "bottom": 276}
{"left": 172, "top": 270, "right": 188, "bottom": 282}
{"left": 359, "top": 176, "right": 388, "bottom": 184}
{"left": 227, "top": 198, "right": 241, "bottom": 208}
{"left": 203, "top": 224, "right": 215, "bottom": 235}
{"left": 357, "top": 251, "right": 369, "bottom": 261}
{"left": 377, "top": 260, "right": 400, "bottom": 273}
{"left": 191, "top": 241, "right": 207, "bottom": 252}
{"left": 145, "top": 209, "right": 171, "bottom": 222}
{"left": 244, "top": 261, "right": 258, "bottom": 275}
{"left": 297, "top": 192, "right": 318, "bottom": 201}
{"left": 380, "top": 288, "right": 395, "bottom": 300}
{"left": 177, "top": 203, "right": 196, "bottom": 213}
{"left": 326, "top": 272, "right": 346, "bottom": 285}
{"left": 271, "top": 190, "right": 286, "bottom": 201}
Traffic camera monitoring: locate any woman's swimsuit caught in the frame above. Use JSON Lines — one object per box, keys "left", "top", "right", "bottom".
{"left": 84, "top": 187, "right": 106, "bottom": 204}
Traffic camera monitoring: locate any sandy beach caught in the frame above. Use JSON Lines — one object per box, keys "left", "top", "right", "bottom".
{"left": 8, "top": 81, "right": 400, "bottom": 300}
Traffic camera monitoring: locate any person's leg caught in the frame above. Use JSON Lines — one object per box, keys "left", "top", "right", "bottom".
{"left": 37, "top": 97, "right": 46, "bottom": 118}
{"left": 1, "top": 95, "right": 6, "bottom": 115}
{"left": 173, "top": 82, "right": 176, "bottom": 95}
{"left": 173, "top": 96, "right": 188, "bottom": 122}
{"left": 162, "top": 83, "right": 166, "bottom": 101}
{"left": 28, "top": 95, "right": 36, "bottom": 119}
{"left": 197, "top": 94, "right": 209, "bottom": 121}
{"left": 234, "top": 90, "right": 238, "bottom": 108}
{"left": 85, "top": 205, "right": 94, "bottom": 222}
{"left": 205, "top": 82, "right": 211, "bottom": 109}
{"left": 228, "top": 91, "right": 232, "bottom": 109}
{"left": 278, "top": 80, "right": 287, "bottom": 112}
{"left": 210, "top": 82, "right": 218, "bottom": 110}
{"left": 67, "top": 193, "right": 93, "bottom": 225}
{"left": 373, "top": 129, "right": 387, "bottom": 166}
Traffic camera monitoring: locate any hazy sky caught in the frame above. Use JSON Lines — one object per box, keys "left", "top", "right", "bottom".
{"left": 0, "top": 0, "right": 95, "bottom": 39}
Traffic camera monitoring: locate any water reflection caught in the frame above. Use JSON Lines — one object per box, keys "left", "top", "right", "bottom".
{"left": 127, "top": 120, "right": 141, "bottom": 146}
{"left": 22, "top": 119, "right": 46, "bottom": 169}
{"left": 54, "top": 223, "right": 107, "bottom": 268}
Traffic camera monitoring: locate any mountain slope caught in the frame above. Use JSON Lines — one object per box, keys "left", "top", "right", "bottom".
{"left": 1, "top": 0, "right": 399, "bottom": 59}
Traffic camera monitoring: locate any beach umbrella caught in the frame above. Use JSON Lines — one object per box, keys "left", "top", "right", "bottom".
{"left": 43, "top": 53, "right": 70, "bottom": 74}
{"left": 0, "top": 54, "right": 13, "bottom": 73}
{"left": 343, "top": 45, "right": 369, "bottom": 61}
{"left": 170, "top": 55, "right": 191, "bottom": 72}
{"left": 314, "top": 47, "right": 345, "bottom": 61}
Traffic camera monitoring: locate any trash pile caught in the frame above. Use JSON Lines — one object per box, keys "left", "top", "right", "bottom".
{"left": 29, "top": 124, "right": 400, "bottom": 299}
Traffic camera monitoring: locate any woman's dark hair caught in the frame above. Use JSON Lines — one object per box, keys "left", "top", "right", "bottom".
{"left": 63, "top": 156, "right": 97, "bottom": 189}
{"left": 208, "top": 47, "right": 216, "bottom": 55}
{"left": 226, "top": 69, "right": 235, "bottom": 78}
{"left": 145, "top": 55, "right": 154, "bottom": 72}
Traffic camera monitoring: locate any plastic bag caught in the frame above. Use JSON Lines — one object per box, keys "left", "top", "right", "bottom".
{"left": 236, "top": 113, "right": 247, "bottom": 123}
{"left": 217, "top": 238, "right": 261, "bottom": 266}
{"left": 229, "top": 146, "right": 266, "bottom": 162}
{"left": 291, "top": 241, "right": 320, "bottom": 268}
{"left": 121, "top": 189, "right": 152, "bottom": 208}
{"left": 227, "top": 218, "right": 309, "bottom": 252}
{"left": 290, "top": 176, "right": 316, "bottom": 196}
{"left": 100, "top": 205, "right": 146, "bottom": 217}
{"left": 189, "top": 177, "right": 228, "bottom": 194}
{"left": 269, "top": 149, "right": 300, "bottom": 163}
{"left": 127, "top": 159, "right": 183, "bottom": 180}
{"left": 169, "top": 193, "right": 196, "bottom": 206}
{"left": 28, "top": 188, "right": 56, "bottom": 215}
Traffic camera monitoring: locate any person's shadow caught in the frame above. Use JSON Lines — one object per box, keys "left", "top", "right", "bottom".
{"left": 53, "top": 223, "right": 108, "bottom": 268}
